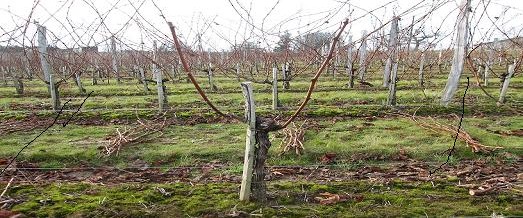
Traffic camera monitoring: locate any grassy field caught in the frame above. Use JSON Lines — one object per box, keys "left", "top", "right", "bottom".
{"left": 0, "top": 65, "right": 522, "bottom": 217}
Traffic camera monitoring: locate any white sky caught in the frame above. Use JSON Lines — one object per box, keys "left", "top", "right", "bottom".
{"left": 1, "top": 0, "right": 522, "bottom": 51}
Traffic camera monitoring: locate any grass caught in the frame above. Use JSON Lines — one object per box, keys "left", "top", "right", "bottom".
{"left": 0, "top": 65, "right": 521, "bottom": 217}
{"left": 0, "top": 116, "right": 521, "bottom": 168}
{"left": 4, "top": 180, "right": 522, "bottom": 217}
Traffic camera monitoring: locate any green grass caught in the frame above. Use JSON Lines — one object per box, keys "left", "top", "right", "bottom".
{"left": 4, "top": 180, "right": 522, "bottom": 217}
{"left": 0, "top": 66, "right": 522, "bottom": 217}
{"left": 1, "top": 116, "right": 521, "bottom": 168}
{"left": 0, "top": 69, "right": 521, "bottom": 112}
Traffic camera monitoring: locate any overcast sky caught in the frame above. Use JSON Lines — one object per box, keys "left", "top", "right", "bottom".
{"left": 1, "top": 0, "right": 522, "bottom": 51}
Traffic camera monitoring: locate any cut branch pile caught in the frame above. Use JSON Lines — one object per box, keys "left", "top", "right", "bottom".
{"left": 409, "top": 115, "right": 501, "bottom": 153}
{"left": 102, "top": 116, "right": 168, "bottom": 156}
{"left": 279, "top": 121, "right": 306, "bottom": 155}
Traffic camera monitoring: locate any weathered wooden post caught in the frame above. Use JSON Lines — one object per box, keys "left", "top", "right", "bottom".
{"left": 272, "top": 66, "right": 279, "bottom": 110}
{"left": 239, "top": 82, "right": 256, "bottom": 201}
{"left": 153, "top": 41, "right": 167, "bottom": 112}
{"left": 358, "top": 30, "right": 368, "bottom": 81}
{"left": 346, "top": 35, "right": 354, "bottom": 88}
{"left": 386, "top": 17, "right": 400, "bottom": 106}
{"left": 110, "top": 35, "right": 121, "bottom": 84}
{"left": 498, "top": 64, "right": 515, "bottom": 104}
{"left": 418, "top": 51, "right": 425, "bottom": 87}
{"left": 441, "top": 0, "right": 471, "bottom": 106}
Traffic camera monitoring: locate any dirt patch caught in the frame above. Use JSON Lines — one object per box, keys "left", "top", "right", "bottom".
{"left": 2, "top": 160, "right": 521, "bottom": 196}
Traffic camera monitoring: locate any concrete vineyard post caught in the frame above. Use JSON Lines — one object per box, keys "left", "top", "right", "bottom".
{"left": 236, "top": 63, "right": 241, "bottom": 82}
{"left": 282, "top": 63, "right": 290, "bottom": 90}
{"left": 440, "top": 0, "right": 471, "bottom": 106}
{"left": 419, "top": 52, "right": 425, "bottom": 87}
{"left": 75, "top": 72, "right": 85, "bottom": 94}
{"left": 386, "top": 17, "right": 399, "bottom": 106}
{"left": 61, "top": 66, "right": 67, "bottom": 78}
{"left": 110, "top": 35, "right": 120, "bottom": 84}
{"left": 153, "top": 41, "right": 167, "bottom": 112}
{"left": 208, "top": 49, "right": 216, "bottom": 91}
{"left": 239, "top": 82, "right": 256, "bottom": 201}
{"left": 49, "top": 74, "right": 60, "bottom": 111}
{"left": 1, "top": 67, "right": 6, "bottom": 86}
{"left": 346, "top": 35, "right": 354, "bottom": 88}
{"left": 498, "top": 64, "right": 515, "bottom": 104}
{"left": 272, "top": 67, "right": 279, "bottom": 110}
{"left": 358, "top": 30, "right": 368, "bottom": 81}
{"left": 383, "top": 17, "right": 399, "bottom": 88}
{"left": 139, "top": 67, "right": 148, "bottom": 92}
{"left": 92, "top": 59, "right": 99, "bottom": 85}
{"left": 37, "top": 24, "right": 51, "bottom": 84}
{"left": 37, "top": 24, "right": 60, "bottom": 109}
{"left": 485, "top": 47, "right": 494, "bottom": 86}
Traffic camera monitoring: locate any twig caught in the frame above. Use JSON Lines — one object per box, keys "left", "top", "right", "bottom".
{"left": 0, "top": 177, "right": 14, "bottom": 199}
{"left": 281, "top": 19, "right": 349, "bottom": 129}
{"left": 430, "top": 77, "right": 470, "bottom": 176}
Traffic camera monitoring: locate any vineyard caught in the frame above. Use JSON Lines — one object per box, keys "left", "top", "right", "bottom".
{"left": 0, "top": 0, "right": 522, "bottom": 217}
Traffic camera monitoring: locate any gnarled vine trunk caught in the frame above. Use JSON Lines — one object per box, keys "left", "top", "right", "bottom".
{"left": 251, "top": 117, "right": 279, "bottom": 203}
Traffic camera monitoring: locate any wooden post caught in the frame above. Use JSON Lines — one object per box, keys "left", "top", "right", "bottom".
{"left": 239, "top": 82, "right": 256, "bottom": 201}
{"left": 386, "top": 17, "right": 400, "bottom": 106}
{"left": 37, "top": 24, "right": 51, "bottom": 84}
{"left": 346, "top": 35, "right": 354, "bottom": 88}
{"left": 358, "top": 30, "right": 368, "bottom": 81}
{"left": 49, "top": 74, "right": 60, "bottom": 111}
{"left": 110, "top": 35, "right": 121, "bottom": 84}
{"left": 418, "top": 52, "right": 425, "bottom": 87}
{"left": 153, "top": 41, "right": 167, "bottom": 112}
{"left": 498, "top": 64, "right": 515, "bottom": 104}
{"left": 272, "top": 67, "right": 279, "bottom": 110}
{"left": 441, "top": 0, "right": 471, "bottom": 106}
